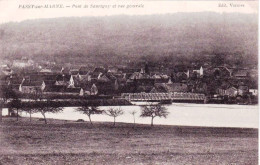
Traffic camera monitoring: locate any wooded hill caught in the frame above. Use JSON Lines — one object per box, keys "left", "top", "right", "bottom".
{"left": 0, "top": 12, "right": 257, "bottom": 67}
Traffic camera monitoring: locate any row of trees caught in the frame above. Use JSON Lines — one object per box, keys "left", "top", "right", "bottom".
{"left": 0, "top": 87, "right": 64, "bottom": 124}
{"left": 9, "top": 99, "right": 63, "bottom": 124}
{"left": 77, "top": 106, "right": 124, "bottom": 126}
{"left": 4, "top": 101, "right": 169, "bottom": 126}
{"left": 76, "top": 104, "right": 169, "bottom": 127}
{"left": 1, "top": 87, "right": 169, "bottom": 126}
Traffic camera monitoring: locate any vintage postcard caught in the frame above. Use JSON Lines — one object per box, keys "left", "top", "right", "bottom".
{"left": 0, "top": 0, "right": 258, "bottom": 164}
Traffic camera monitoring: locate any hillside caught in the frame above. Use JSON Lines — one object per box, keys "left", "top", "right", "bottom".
{"left": 0, "top": 12, "right": 257, "bottom": 66}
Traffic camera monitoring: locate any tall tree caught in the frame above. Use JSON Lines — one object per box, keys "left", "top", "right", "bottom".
{"left": 0, "top": 86, "right": 16, "bottom": 121}
{"left": 10, "top": 97, "right": 22, "bottom": 121}
{"left": 140, "top": 104, "right": 169, "bottom": 126}
{"left": 106, "top": 107, "right": 124, "bottom": 127}
{"left": 76, "top": 106, "right": 103, "bottom": 125}
{"left": 34, "top": 99, "right": 63, "bottom": 124}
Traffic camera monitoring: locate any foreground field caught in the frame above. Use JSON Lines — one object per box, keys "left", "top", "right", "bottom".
{"left": 0, "top": 117, "right": 258, "bottom": 165}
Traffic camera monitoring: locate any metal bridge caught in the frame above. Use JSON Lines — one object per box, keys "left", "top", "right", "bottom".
{"left": 121, "top": 92, "right": 205, "bottom": 102}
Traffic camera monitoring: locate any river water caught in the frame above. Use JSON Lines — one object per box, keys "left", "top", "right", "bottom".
{"left": 3, "top": 103, "right": 258, "bottom": 128}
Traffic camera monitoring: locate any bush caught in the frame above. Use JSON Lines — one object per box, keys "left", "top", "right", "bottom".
{"left": 76, "top": 119, "right": 84, "bottom": 122}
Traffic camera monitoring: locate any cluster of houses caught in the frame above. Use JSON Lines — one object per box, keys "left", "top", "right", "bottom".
{"left": 0, "top": 59, "right": 258, "bottom": 103}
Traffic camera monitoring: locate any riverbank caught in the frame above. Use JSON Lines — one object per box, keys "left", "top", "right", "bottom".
{"left": 4, "top": 98, "right": 132, "bottom": 109}
{"left": 0, "top": 117, "right": 258, "bottom": 165}
{"left": 3, "top": 97, "right": 258, "bottom": 110}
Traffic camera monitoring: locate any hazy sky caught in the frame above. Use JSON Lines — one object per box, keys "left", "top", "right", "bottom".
{"left": 0, "top": 0, "right": 258, "bottom": 24}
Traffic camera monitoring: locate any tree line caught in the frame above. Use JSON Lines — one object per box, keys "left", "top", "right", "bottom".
{"left": 75, "top": 105, "right": 168, "bottom": 127}
{"left": 0, "top": 87, "right": 169, "bottom": 126}
{"left": 3, "top": 103, "right": 169, "bottom": 127}
{"left": 0, "top": 89, "right": 169, "bottom": 126}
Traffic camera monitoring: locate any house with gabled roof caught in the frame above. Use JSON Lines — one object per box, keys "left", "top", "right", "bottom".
{"left": 19, "top": 80, "right": 42, "bottom": 93}
{"left": 7, "top": 77, "right": 23, "bottom": 91}
{"left": 110, "top": 74, "right": 127, "bottom": 89}
{"left": 105, "top": 72, "right": 117, "bottom": 81}
{"left": 98, "top": 74, "right": 110, "bottom": 82}
{"left": 69, "top": 69, "right": 79, "bottom": 76}
{"left": 61, "top": 67, "right": 70, "bottom": 74}
{"left": 78, "top": 74, "right": 91, "bottom": 82}
{"left": 213, "top": 66, "right": 233, "bottom": 78}
{"left": 193, "top": 66, "right": 203, "bottom": 77}
{"left": 93, "top": 67, "right": 107, "bottom": 74}
{"left": 95, "top": 80, "right": 119, "bottom": 95}
{"left": 55, "top": 74, "right": 70, "bottom": 86}
{"left": 68, "top": 75, "right": 75, "bottom": 88}
{"left": 90, "top": 84, "right": 98, "bottom": 95}
{"left": 68, "top": 75, "right": 82, "bottom": 88}
{"left": 107, "top": 67, "right": 118, "bottom": 74}
{"left": 41, "top": 80, "right": 56, "bottom": 91}
{"left": 89, "top": 72, "right": 102, "bottom": 81}
{"left": 83, "top": 83, "right": 98, "bottom": 95}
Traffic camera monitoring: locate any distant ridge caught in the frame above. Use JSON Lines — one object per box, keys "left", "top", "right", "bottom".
{"left": 0, "top": 12, "right": 257, "bottom": 66}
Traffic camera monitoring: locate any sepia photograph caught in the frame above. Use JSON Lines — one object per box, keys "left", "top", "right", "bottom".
{"left": 0, "top": 0, "right": 258, "bottom": 164}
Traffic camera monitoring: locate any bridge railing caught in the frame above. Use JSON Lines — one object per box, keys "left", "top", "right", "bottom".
{"left": 121, "top": 92, "right": 205, "bottom": 101}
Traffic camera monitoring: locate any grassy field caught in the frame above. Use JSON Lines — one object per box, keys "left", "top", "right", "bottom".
{"left": 0, "top": 117, "right": 258, "bottom": 165}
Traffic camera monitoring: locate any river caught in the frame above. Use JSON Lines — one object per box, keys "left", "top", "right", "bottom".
{"left": 2, "top": 103, "right": 258, "bottom": 128}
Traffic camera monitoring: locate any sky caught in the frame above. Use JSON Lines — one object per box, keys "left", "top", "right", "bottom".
{"left": 0, "top": 0, "right": 258, "bottom": 24}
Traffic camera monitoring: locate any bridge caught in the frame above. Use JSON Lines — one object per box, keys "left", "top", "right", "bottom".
{"left": 121, "top": 92, "right": 206, "bottom": 102}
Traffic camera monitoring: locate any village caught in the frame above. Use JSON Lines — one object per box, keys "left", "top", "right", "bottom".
{"left": 0, "top": 57, "right": 258, "bottom": 105}
{"left": 0, "top": 5, "right": 258, "bottom": 164}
